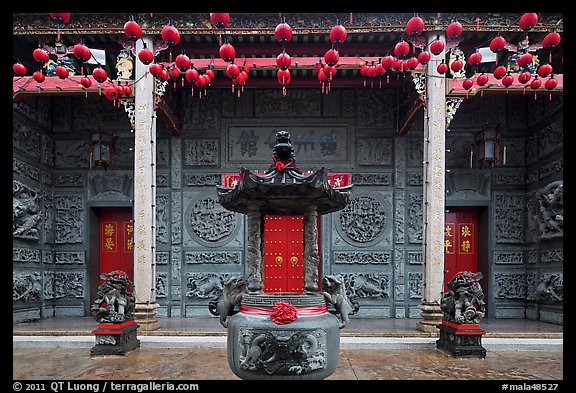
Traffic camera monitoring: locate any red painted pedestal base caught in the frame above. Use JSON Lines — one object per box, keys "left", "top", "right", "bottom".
{"left": 91, "top": 319, "right": 140, "bottom": 356}
{"left": 436, "top": 319, "right": 487, "bottom": 358}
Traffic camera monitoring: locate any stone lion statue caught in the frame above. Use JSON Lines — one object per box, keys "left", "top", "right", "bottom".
{"left": 440, "top": 271, "right": 485, "bottom": 324}
{"left": 90, "top": 270, "right": 135, "bottom": 324}
{"left": 208, "top": 275, "right": 246, "bottom": 328}
{"left": 321, "top": 274, "right": 360, "bottom": 328}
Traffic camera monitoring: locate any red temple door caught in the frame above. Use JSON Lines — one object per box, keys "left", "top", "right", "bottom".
{"left": 263, "top": 215, "right": 305, "bottom": 293}
{"left": 98, "top": 207, "right": 134, "bottom": 282}
{"left": 444, "top": 207, "right": 479, "bottom": 292}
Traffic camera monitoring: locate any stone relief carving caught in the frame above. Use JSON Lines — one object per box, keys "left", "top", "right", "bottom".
{"left": 409, "top": 272, "right": 422, "bottom": 298}
{"left": 255, "top": 89, "right": 321, "bottom": 117}
{"left": 187, "top": 196, "right": 237, "bottom": 245}
{"left": 185, "top": 251, "right": 241, "bottom": 264}
{"left": 352, "top": 173, "right": 391, "bottom": 186}
{"left": 13, "top": 272, "right": 42, "bottom": 301}
{"left": 184, "top": 139, "right": 219, "bottom": 166}
{"left": 357, "top": 138, "right": 392, "bottom": 166}
{"left": 494, "top": 193, "right": 524, "bottom": 243}
{"left": 13, "top": 157, "right": 40, "bottom": 182}
{"left": 13, "top": 181, "right": 42, "bottom": 240}
{"left": 156, "top": 272, "right": 167, "bottom": 298}
{"left": 54, "top": 195, "right": 84, "bottom": 244}
{"left": 536, "top": 180, "right": 563, "bottom": 239}
{"left": 333, "top": 251, "right": 390, "bottom": 264}
{"left": 13, "top": 247, "right": 41, "bottom": 263}
{"left": 184, "top": 173, "right": 220, "bottom": 186}
{"left": 156, "top": 194, "right": 169, "bottom": 244}
{"left": 530, "top": 273, "right": 562, "bottom": 303}
{"left": 494, "top": 272, "right": 526, "bottom": 299}
{"left": 186, "top": 272, "right": 230, "bottom": 299}
{"left": 408, "top": 193, "right": 423, "bottom": 243}
{"left": 341, "top": 273, "right": 389, "bottom": 299}
{"left": 357, "top": 89, "right": 396, "bottom": 128}
{"left": 338, "top": 195, "right": 387, "bottom": 245}
{"left": 43, "top": 271, "right": 84, "bottom": 299}
{"left": 13, "top": 116, "right": 41, "bottom": 158}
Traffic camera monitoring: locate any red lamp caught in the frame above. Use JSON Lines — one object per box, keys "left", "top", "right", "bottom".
{"left": 210, "top": 13, "right": 230, "bottom": 29}
{"left": 324, "top": 49, "right": 339, "bottom": 66}
{"left": 13, "top": 63, "right": 27, "bottom": 76}
{"left": 406, "top": 16, "right": 424, "bottom": 37}
{"left": 92, "top": 67, "right": 108, "bottom": 83}
{"left": 330, "top": 24, "right": 347, "bottom": 44}
{"left": 138, "top": 46, "right": 154, "bottom": 65}
{"left": 123, "top": 18, "right": 142, "bottom": 40}
{"left": 430, "top": 37, "right": 445, "bottom": 55}
{"left": 219, "top": 42, "right": 236, "bottom": 62}
{"left": 276, "top": 52, "right": 291, "bottom": 70}
{"left": 446, "top": 21, "right": 463, "bottom": 40}
{"left": 274, "top": 22, "right": 293, "bottom": 43}
{"left": 161, "top": 24, "right": 180, "bottom": 46}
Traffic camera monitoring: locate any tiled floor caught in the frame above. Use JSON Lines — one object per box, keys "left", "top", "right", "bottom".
{"left": 12, "top": 346, "right": 563, "bottom": 380}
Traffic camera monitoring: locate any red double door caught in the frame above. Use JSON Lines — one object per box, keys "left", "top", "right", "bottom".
{"left": 263, "top": 215, "right": 306, "bottom": 293}
{"left": 444, "top": 207, "right": 479, "bottom": 292}
{"left": 98, "top": 208, "right": 134, "bottom": 282}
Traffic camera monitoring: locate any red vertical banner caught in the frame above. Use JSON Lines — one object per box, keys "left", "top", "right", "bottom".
{"left": 99, "top": 208, "right": 134, "bottom": 283}
{"left": 444, "top": 208, "right": 478, "bottom": 292}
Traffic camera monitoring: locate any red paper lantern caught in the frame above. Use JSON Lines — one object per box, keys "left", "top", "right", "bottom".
{"left": 73, "top": 43, "right": 91, "bottom": 63}
{"left": 519, "top": 13, "right": 538, "bottom": 31}
{"left": 219, "top": 43, "right": 236, "bottom": 62}
{"left": 323, "top": 65, "right": 336, "bottom": 78}
{"left": 93, "top": 67, "right": 108, "bottom": 83}
{"left": 115, "top": 84, "right": 125, "bottom": 97}
{"left": 226, "top": 63, "right": 240, "bottom": 79}
{"left": 542, "top": 32, "right": 561, "bottom": 49}
{"left": 13, "top": 62, "right": 27, "bottom": 76}
{"left": 276, "top": 52, "right": 291, "bottom": 70}
{"left": 55, "top": 65, "right": 69, "bottom": 79}
{"left": 205, "top": 68, "right": 215, "bottom": 80}
{"left": 530, "top": 76, "right": 541, "bottom": 89}
{"left": 277, "top": 68, "right": 291, "bottom": 85}
{"left": 185, "top": 68, "right": 200, "bottom": 83}
{"left": 149, "top": 63, "right": 163, "bottom": 78}
{"left": 502, "top": 73, "right": 514, "bottom": 87}
{"left": 417, "top": 50, "right": 431, "bottom": 64}
{"left": 537, "top": 64, "right": 553, "bottom": 78}
{"left": 33, "top": 71, "right": 45, "bottom": 83}
{"left": 104, "top": 86, "right": 118, "bottom": 101}
{"left": 158, "top": 70, "right": 169, "bottom": 82}
{"left": 406, "top": 16, "right": 424, "bottom": 37}
{"left": 462, "top": 78, "right": 474, "bottom": 90}
{"left": 374, "top": 63, "right": 385, "bottom": 76}
{"left": 518, "top": 71, "right": 532, "bottom": 84}
{"left": 446, "top": 21, "right": 463, "bottom": 40}
{"left": 169, "top": 67, "right": 181, "bottom": 79}
{"left": 429, "top": 37, "right": 445, "bottom": 55}
{"left": 394, "top": 40, "right": 411, "bottom": 59}
{"left": 406, "top": 56, "right": 419, "bottom": 70}
{"left": 517, "top": 53, "right": 533, "bottom": 69}
{"left": 437, "top": 61, "right": 448, "bottom": 74}
{"left": 123, "top": 83, "right": 132, "bottom": 96}
{"left": 468, "top": 52, "right": 482, "bottom": 66}
{"left": 476, "top": 73, "right": 489, "bottom": 87}
{"left": 175, "top": 53, "right": 191, "bottom": 71}
{"left": 274, "top": 22, "right": 293, "bottom": 43}
{"left": 236, "top": 70, "right": 248, "bottom": 84}
{"left": 318, "top": 68, "right": 328, "bottom": 82}
{"left": 330, "top": 24, "right": 347, "bottom": 44}
{"left": 490, "top": 36, "right": 507, "bottom": 53}
{"left": 124, "top": 19, "right": 142, "bottom": 40}
{"left": 210, "top": 13, "right": 230, "bottom": 29}
{"left": 545, "top": 76, "right": 558, "bottom": 90}
{"left": 49, "top": 13, "right": 70, "bottom": 24}
{"left": 80, "top": 76, "right": 92, "bottom": 88}
{"left": 381, "top": 55, "right": 395, "bottom": 70}
{"left": 324, "top": 49, "right": 339, "bottom": 66}
{"left": 450, "top": 58, "right": 463, "bottom": 72}
{"left": 138, "top": 47, "right": 154, "bottom": 65}
{"left": 33, "top": 48, "right": 50, "bottom": 64}
{"left": 493, "top": 65, "right": 507, "bottom": 80}
{"left": 161, "top": 24, "right": 180, "bottom": 46}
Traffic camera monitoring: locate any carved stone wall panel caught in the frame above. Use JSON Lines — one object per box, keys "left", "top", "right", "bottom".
{"left": 157, "top": 173, "right": 169, "bottom": 187}
{"left": 156, "top": 139, "right": 170, "bottom": 167}
{"left": 335, "top": 191, "right": 393, "bottom": 247}
{"left": 43, "top": 271, "right": 85, "bottom": 299}
{"left": 13, "top": 157, "right": 40, "bottom": 183}
{"left": 41, "top": 133, "right": 54, "bottom": 167}
{"left": 186, "top": 272, "right": 236, "bottom": 299}
{"left": 13, "top": 247, "right": 41, "bottom": 263}
{"left": 407, "top": 250, "right": 423, "bottom": 265}
{"left": 340, "top": 273, "right": 390, "bottom": 299}
{"left": 171, "top": 191, "right": 182, "bottom": 244}
{"left": 494, "top": 170, "right": 525, "bottom": 186}
{"left": 156, "top": 272, "right": 168, "bottom": 298}
{"left": 394, "top": 248, "right": 405, "bottom": 301}
{"left": 407, "top": 137, "right": 423, "bottom": 167}
{"left": 54, "top": 139, "right": 89, "bottom": 169}
{"left": 182, "top": 192, "right": 242, "bottom": 248}
{"left": 72, "top": 96, "right": 131, "bottom": 130}
{"left": 156, "top": 251, "right": 169, "bottom": 265}
{"left": 13, "top": 271, "right": 42, "bottom": 302}
{"left": 184, "top": 173, "right": 221, "bottom": 187}
{"left": 494, "top": 251, "right": 524, "bottom": 265}
{"left": 112, "top": 134, "right": 136, "bottom": 169}
{"left": 540, "top": 249, "right": 563, "bottom": 264}
{"left": 171, "top": 138, "right": 182, "bottom": 189}
{"left": 352, "top": 173, "right": 392, "bottom": 186}
{"left": 529, "top": 272, "right": 562, "bottom": 303}
{"left": 445, "top": 135, "right": 476, "bottom": 169}
{"left": 528, "top": 96, "right": 562, "bottom": 126}
{"left": 13, "top": 113, "right": 42, "bottom": 159}
{"left": 42, "top": 250, "right": 53, "bottom": 264}
{"left": 406, "top": 172, "right": 423, "bottom": 186}
{"left": 357, "top": 138, "right": 392, "bottom": 166}
{"left": 534, "top": 180, "right": 563, "bottom": 240}
{"left": 54, "top": 251, "right": 85, "bottom": 265}
{"left": 184, "top": 139, "right": 219, "bottom": 167}
{"left": 185, "top": 251, "right": 242, "bottom": 265}
{"left": 407, "top": 193, "right": 423, "bottom": 244}
{"left": 449, "top": 94, "right": 506, "bottom": 129}
{"left": 181, "top": 92, "right": 219, "bottom": 131}
{"left": 156, "top": 193, "right": 169, "bottom": 245}
{"left": 538, "top": 117, "right": 563, "bottom": 158}
{"left": 333, "top": 251, "right": 391, "bottom": 264}
{"left": 494, "top": 193, "right": 525, "bottom": 244}
{"left": 500, "top": 138, "right": 525, "bottom": 167}
{"left": 255, "top": 89, "right": 321, "bottom": 117}
{"left": 54, "top": 195, "right": 84, "bottom": 244}
{"left": 55, "top": 173, "right": 85, "bottom": 188}
{"left": 538, "top": 158, "right": 563, "bottom": 181}
{"left": 394, "top": 190, "right": 405, "bottom": 244}
{"left": 13, "top": 180, "right": 42, "bottom": 240}
{"left": 172, "top": 246, "right": 182, "bottom": 300}
{"left": 357, "top": 89, "right": 396, "bottom": 129}
{"left": 494, "top": 272, "right": 527, "bottom": 299}
{"left": 408, "top": 272, "right": 422, "bottom": 299}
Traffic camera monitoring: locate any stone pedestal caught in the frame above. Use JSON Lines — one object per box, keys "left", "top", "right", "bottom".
{"left": 436, "top": 319, "right": 486, "bottom": 358}
{"left": 227, "top": 293, "right": 340, "bottom": 380}
{"left": 416, "top": 302, "right": 444, "bottom": 332}
{"left": 91, "top": 319, "right": 140, "bottom": 356}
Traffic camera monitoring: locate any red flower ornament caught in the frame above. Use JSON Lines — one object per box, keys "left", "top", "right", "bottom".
{"left": 270, "top": 301, "right": 298, "bottom": 324}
